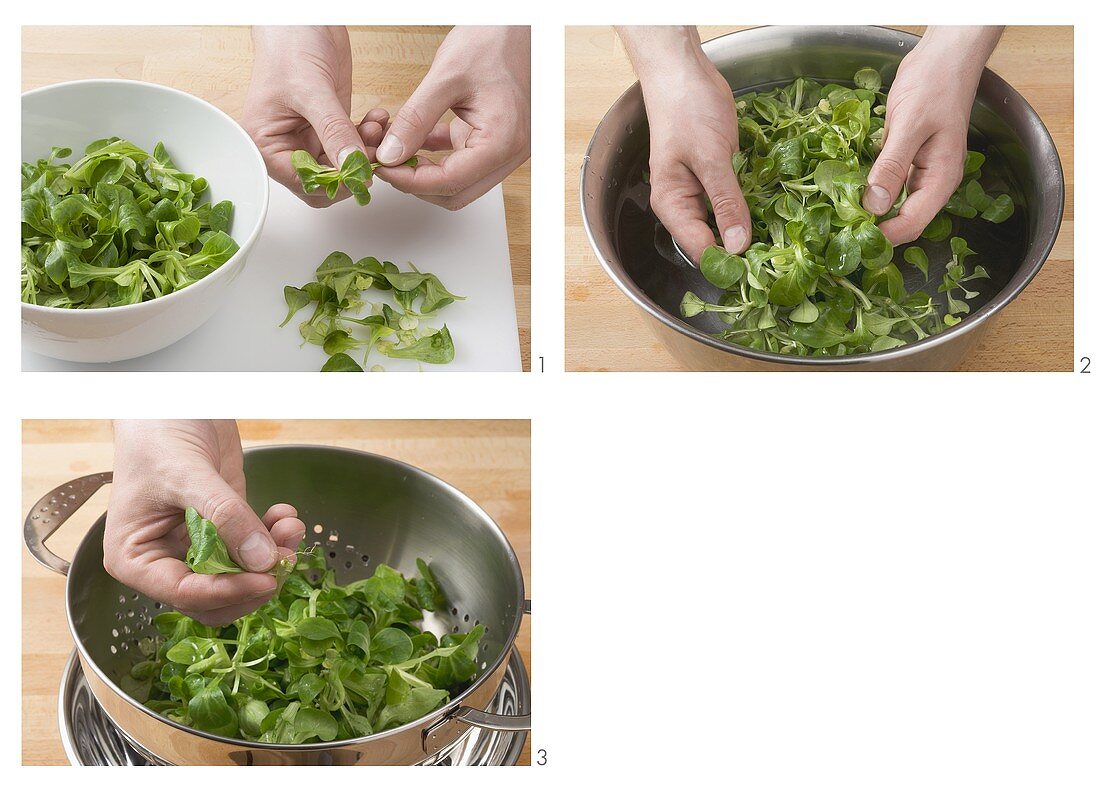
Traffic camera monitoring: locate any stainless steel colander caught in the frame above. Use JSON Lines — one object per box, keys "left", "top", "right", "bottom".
{"left": 24, "top": 444, "right": 531, "bottom": 765}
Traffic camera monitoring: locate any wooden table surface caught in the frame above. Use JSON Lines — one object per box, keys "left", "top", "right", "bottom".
{"left": 565, "top": 26, "right": 1074, "bottom": 371}
{"left": 22, "top": 25, "right": 531, "bottom": 371}
{"left": 21, "top": 420, "right": 531, "bottom": 766}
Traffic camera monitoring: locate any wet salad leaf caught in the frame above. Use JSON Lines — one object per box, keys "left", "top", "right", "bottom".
{"left": 21, "top": 138, "right": 237, "bottom": 308}
{"left": 184, "top": 507, "right": 242, "bottom": 575}
{"left": 184, "top": 507, "right": 304, "bottom": 589}
{"left": 280, "top": 251, "right": 462, "bottom": 371}
{"left": 676, "top": 70, "right": 1014, "bottom": 356}
{"left": 125, "top": 527, "right": 482, "bottom": 743}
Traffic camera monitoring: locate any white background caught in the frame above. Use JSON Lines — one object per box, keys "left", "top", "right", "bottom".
{"left": 9, "top": 3, "right": 1097, "bottom": 786}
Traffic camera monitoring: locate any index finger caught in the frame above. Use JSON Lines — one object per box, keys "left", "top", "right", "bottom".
{"left": 374, "top": 144, "right": 502, "bottom": 198}
{"left": 261, "top": 503, "right": 306, "bottom": 551}
{"left": 877, "top": 180, "right": 958, "bottom": 245}
{"left": 649, "top": 177, "right": 720, "bottom": 263}
{"left": 369, "top": 119, "right": 453, "bottom": 153}
{"left": 141, "top": 555, "right": 276, "bottom": 613}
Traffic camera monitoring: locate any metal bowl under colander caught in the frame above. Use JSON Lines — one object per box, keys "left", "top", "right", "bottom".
{"left": 580, "top": 25, "right": 1065, "bottom": 371}
{"left": 24, "top": 444, "right": 531, "bottom": 765}
{"left": 59, "top": 648, "right": 530, "bottom": 765}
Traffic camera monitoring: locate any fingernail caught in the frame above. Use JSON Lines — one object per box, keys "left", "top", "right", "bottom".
{"left": 239, "top": 533, "right": 276, "bottom": 572}
{"left": 336, "top": 146, "right": 360, "bottom": 167}
{"left": 723, "top": 226, "right": 750, "bottom": 253}
{"left": 375, "top": 135, "right": 403, "bottom": 165}
{"left": 866, "top": 184, "right": 891, "bottom": 214}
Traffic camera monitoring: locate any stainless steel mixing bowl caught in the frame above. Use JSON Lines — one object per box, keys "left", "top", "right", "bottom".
{"left": 580, "top": 26, "right": 1064, "bottom": 371}
{"left": 24, "top": 445, "right": 531, "bottom": 765}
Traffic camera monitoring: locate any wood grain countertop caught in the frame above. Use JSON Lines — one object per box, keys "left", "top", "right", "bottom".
{"left": 22, "top": 25, "right": 531, "bottom": 371}
{"left": 565, "top": 25, "right": 1074, "bottom": 371}
{"left": 21, "top": 419, "right": 532, "bottom": 765}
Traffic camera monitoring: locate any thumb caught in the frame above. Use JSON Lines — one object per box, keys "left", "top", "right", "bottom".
{"left": 698, "top": 162, "right": 752, "bottom": 254}
{"left": 189, "top": 476, "right": 277, "bottom": 573}
{"left": 864, "top": 124, "right": 923, "bottom": 215}
{"left": 300, "top": 92, "right": 366, "bottom": 170}
{"left": 375, "top": 74, "right": 455, "bottom": 165}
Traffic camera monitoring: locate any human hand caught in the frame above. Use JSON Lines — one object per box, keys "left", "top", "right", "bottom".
{"left": 104, "top": 420, "right": 305, "bottom": 626}
{"left": 617, "top": 26, "right": 752, "bottom": 263}
{"left": 369, "top": 26, "right": 531, "bottom": 211}
{"left": 242, "top": 25, "right": 388, "bottom": 207}
{"left": 863, "top": 26, "right": 1003, "bottom": 243}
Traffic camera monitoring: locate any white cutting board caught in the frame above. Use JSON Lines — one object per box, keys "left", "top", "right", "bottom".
{"left": 22, "top": 179, "right": 521, "bottom": 372}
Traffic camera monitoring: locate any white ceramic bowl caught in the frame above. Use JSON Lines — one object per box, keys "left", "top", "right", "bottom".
{"left": 21, "top": 80, "right": 269, "bottom": 363}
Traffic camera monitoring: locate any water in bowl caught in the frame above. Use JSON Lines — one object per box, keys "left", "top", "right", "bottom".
{"left": 613, "top": 121, "right": 1029, "bottom": 343}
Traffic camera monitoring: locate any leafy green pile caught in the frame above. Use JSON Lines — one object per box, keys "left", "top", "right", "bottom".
{"left": 281, "top": 251, "right": 462, "bottom": 372}
{"left": 21, "top": 138, "right": 238, "bottom": 308}
{"left": 291, "top": 150, "right": 416, "bottom": 206}
{"left": 121, "top": 516, "right": 484, "bottom": 744}
{"left": 679, "top": 69, "right": 1014, "bottom": 356}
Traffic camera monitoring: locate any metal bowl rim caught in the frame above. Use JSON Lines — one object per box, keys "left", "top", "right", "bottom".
{"left": 64, "top": 442, "right": 527, "bottom": 751}
{"left": 579, "top": 24, "right": 1065, "bottom": 367}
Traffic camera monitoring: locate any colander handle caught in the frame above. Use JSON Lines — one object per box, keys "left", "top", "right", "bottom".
{"left": 453, "top": 706, "right": 532, "bottom": 731}
{"left": 23, "top": 471, "right": 113, "bottom": 576}
{"left": 421, "top": 607, "right": 533, "bottom": 754}
{"left": 421, "top": 703, "right": 532, "bottom": 754}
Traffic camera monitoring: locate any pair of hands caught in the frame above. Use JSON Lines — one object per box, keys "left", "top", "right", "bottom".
{"left": 242, "top": 26, "right": 530, "bottom": 212}
{"left": 620, "top": 26, "right": 1002, "bottom": 263}
{"left": 105, "top": 421, "right": 302, "bottom": 625}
